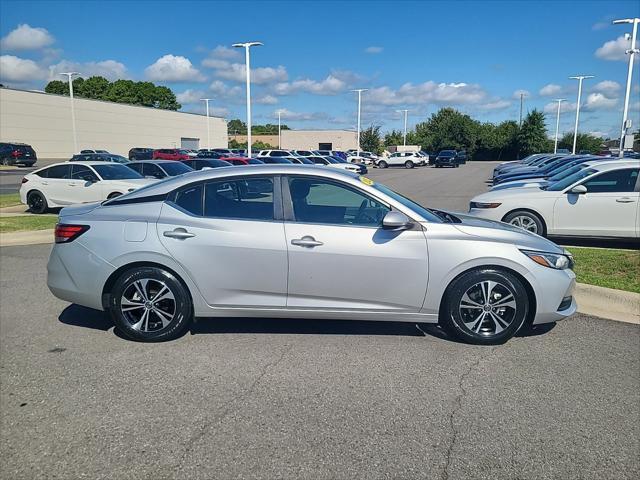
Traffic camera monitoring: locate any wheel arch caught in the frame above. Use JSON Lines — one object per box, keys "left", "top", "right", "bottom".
{"left": 501, "top": 207, "right": 548, "bottom": 235}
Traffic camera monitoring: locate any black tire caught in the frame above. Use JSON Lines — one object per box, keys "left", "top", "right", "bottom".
{"left": 404, "top": 160, "right": 414, "bottom": 169}
{"left": 502, "top": 210, "right": 545, "bottom": 236}
{"left": 27, "top": 190, "right": 48, "bottom": 214}
{"left": 454, "top": 163, "right": 459, "bottom": 168}
{"left": 108, "top": 266, "right": 193, "bottom": 342}
{"left": 107, "top": 192, "right": 123, "bottom": 199}
{"left": 378, "top": 160, "right": 388, "bottom": 169}
{"left": 440, "top": 268, "right": 529, "bottom": 345}
{"left": 1, "top": 157, "right": 12, "bottom": 166}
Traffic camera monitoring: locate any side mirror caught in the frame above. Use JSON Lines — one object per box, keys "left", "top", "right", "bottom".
{"left": 569, "top": 184, "right": 587, "bottom": 194}
{"left": 382, "top": 211, "right": 414, "bottom": 231}
{"left": 83, "top": 175, "right": 97, "bottom": 183}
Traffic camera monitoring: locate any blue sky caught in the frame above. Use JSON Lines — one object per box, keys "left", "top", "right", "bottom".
{"left": 1, "top": 0, "right": 639, "bottom": 139}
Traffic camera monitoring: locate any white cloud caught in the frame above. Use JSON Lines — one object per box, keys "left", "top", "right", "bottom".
{"left": 175, "top": 89, "right": 228, "bottom": 116}
{"left": 202, "top": 58, "right": 230, "bottom": 69}
{"left": 366, "top": 81, "right": 488, "bottom": 106}
{"left": 208, "top": 80, "right": 242, "bottom": 97}
{"left": 477, "top": 99, "right": 511, "bottom": 110}
{"left": 595, "top": 35, "right": 636, "bottom": 61}
{"left": 512, "top": 89, "right": 530, "bottom": 99}
{"left": 543, "top": 100, "right": 576, "bottom": 114}
{"left": 539, "top": 84, "right": 562, "bottom": 96}
{"left": 588, "top": 131, "right": 608, "bottom": 138}
{"left": 175, "top": 89, "right": 207, "bottom": 105}
{"left": 365, "top": 46, "right": 383, "bottom": 54}
{"left": 210, "top": 45, "right": 241, "bottom": 60}
{"left": 273, "top": 74, "right": 347, "bottom": 96}
{"left": 583, "top": 92, "right": 618, "bottom": 111}
{"left": 48, "top": 59, "right": 127, "bottom": 81}
{"left": 0, "top": 55, "right": 47, "bottom": 82}
{"left": 592, "top": 80, "right": 621, "bottom": 97}
{"left": 214, "top": 63, "right": 287, "bottom": 84}
{"left": 273, "top": 108, "right": 328, "bottom": 121}
{"left": 256, "top": 94, "right": 278, "bottom": 105}
{"left": 0, "top": 24, "right": 54, "bottom": 51}
{"left": 145, "top": 54, "right": 205, "bottom": 82}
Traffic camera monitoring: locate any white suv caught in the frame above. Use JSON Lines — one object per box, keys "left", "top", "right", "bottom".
{"left": 377, "top": 152, "right": 425, "bottom": 169}
{"left": 258, "top": 150, "right": 292, "bottom": 157}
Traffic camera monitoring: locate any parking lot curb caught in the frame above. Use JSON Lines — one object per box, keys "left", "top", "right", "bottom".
{"left": 0, "top": 229, "right": 53, "bottom": 247}
{"left": 575, "top": 283, "right": 640, "bottom": 325}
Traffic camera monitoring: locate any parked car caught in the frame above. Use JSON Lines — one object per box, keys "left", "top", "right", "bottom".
{"left": 69, "top": 153, "right": 129, "bottom": 164}
{"left": 493, "top": 155, "right": 576, "bottom": 184}
{"left": 307, "top": 156, "right": 365, "bottom": 174}
{"left": 126, "top": 160, "right": 194, "bottom": 179}
{"left": 468, "top": 160, "right": 639, "bottom": 238}
{"left": 246, "top": 158, "right": 265, "bottom": 165}
{"left": 258, "top": 149, "right": 292, "bottom": 157}
{"left": 197, "top": 150, "right": 225, "bottom": 159}
{"left": 377, "top": 151, "right": 425, "bottom": 169}
{"left": 211, "top": 148, "right": 233, "bottom": 155}
{"left": 220, "top": 157, "right": 251, "bottom": 166}
{"left": 153, "top": 149, "right": 191, "bottom": 161}
{"left": 229, "top": 149, "right": 246, "bottom": 156}
{"left": 180, "top": 159, "right": 232, "bottom": 170}
{"left": 456, "top": 150, "right": 468, "bottom": 164}
{"left": 47, "top": 165, "right": 577, "bottom": 344}
{"left": 0, "top": 142, "right": 37, "bottom": 166}
{"left": 433, "top": 150, "right": 460, "bottom": 168}
{"left": 20, "top": 162, "right": 155, "bottom": 213}
{"left": 556, "top": 148, "right": 571, "bottom": 154}
{"left": 185, "top": 150, "right": 199, "bottom": 158}
{"left": 128, "top": 148, "right": 154, "bottom": 161}
{"left": 292, "top": 150, "right": 315, "bottom": 157}
{"left": 492, "top": 154, "right": 552, "bottom": 177}
{"left": 287, "top": 157, "right": 315, "bottom": 165}
{"left": 258, "top": 157, "right": 294, "bottom": 164}
{"left": 80, "top": 149, "right": 109, "bottom": 154}
{"left": 347, "top": 155, "right": 373, "bottom": 165}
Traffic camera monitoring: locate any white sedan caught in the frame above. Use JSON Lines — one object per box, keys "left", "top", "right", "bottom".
{"left": 20, "top": 161, "right": 156, "bottom": 214}
{"left": 468, "top": 160, "right": 639, "bottom": 238}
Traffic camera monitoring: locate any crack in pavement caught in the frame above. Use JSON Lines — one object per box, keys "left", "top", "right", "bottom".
{"left": 441, "top": 346, "right": 498, "bottom": 480}
{"left": 172, "top": 343, "right": 294, "bottom": 474}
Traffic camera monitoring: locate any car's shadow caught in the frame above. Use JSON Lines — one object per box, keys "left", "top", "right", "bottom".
{"left": 58, "top": 304, "right": 556, "bottom": 343}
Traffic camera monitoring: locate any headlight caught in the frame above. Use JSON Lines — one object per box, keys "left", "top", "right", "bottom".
{"left": 520, "top": 250, "right": 573, "bottom": 270}
{"left": 470, "top": 202, "right": 502, "bottom": 208}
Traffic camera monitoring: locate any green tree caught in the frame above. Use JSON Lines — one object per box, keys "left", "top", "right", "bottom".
{"left": 517, "top": 109, "right": 551, "bottom": 156}
{"left": 44, "top": 80, "right": 68, "bottom": 95}
{"left": 412, "top": 108, "right": 479, "bottom": 153}
{"left": 227, "top": 119, "right": 247, "bottom": 135}
{"left": 152, "top": 85, "right": 180, "bottom": 110}
{"left": 383, "top": 129, "right": 403, "bottom": 147}
{"left": 76, "top": 76, "right": 110, "bottom": 100}
{"left": 360, "top": 125, "right": 382, "bottom": 154}
{"left": 558, "top": 132, "right": 604, "bottom": 154}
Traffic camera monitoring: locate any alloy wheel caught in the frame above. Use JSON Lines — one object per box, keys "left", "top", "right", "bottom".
{"left": 120, "top": 278, "right": 176, "bottom": 332}
{"left": 458, "top": 280, "right": 518, "bottom": 336}
{"left": 508, "top": 215, "right": 538, "bottom": 233}
{"left": 28, "top": 193, "right": 44, "bottom": 212}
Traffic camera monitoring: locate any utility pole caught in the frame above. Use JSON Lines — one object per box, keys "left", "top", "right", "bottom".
{"left": 519, "top": 92, "right": 525, "bottom": 127}
{"left": 200, "top": 98, "right": 212, "bottom": 150}
{"left": 232, "top": 42, "right": 263, "bottom": 155}
{"left": 277, "top": 110, "right": 282, "bottom": 149}
{"left": 613, "top": 18, "right": 640, "bottom": 157}
{"left": 396, "top": 109, "right": 409, "bottom": 146}
{"left": 553, "top": 99, "right": 565, "bottom": 154}
{"left": 351, "top": 89, "right": 368, "bottom": 156}
{"left": 59, "top": 72, "right": 80, "bottom": 153}
{"left": 569, "top": 75, "right": 594, "bottom": 154}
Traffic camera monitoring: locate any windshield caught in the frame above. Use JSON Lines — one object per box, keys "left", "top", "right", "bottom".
{"left": 322, "top": 156, "right": 338, "bottom": 164}
{"left": 439, "top": 150, "right": 456, "bottom": 156}
{"left": 106, "top": 155, "right": 129, "bottom": 163}
{"left": 94, "top": 164, "right": 143, "bottom": 180}
{"left": 370, "top": 182, "right": 442, "bottom": 223}
{"left": 162, "top": 162, "right": 193, "bottom": 176}
{"left": 329, "top": 156, "right": 346, "bottom": 163}
{"left": 548, "top": 164, "right": 584, "bottom": 182}
{"left": 547, "top": 168, "right": 597, "bottom": 191}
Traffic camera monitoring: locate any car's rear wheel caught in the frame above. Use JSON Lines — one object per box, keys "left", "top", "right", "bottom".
{"left": 503, "top": 210, "right": 544, "bottom": 235}
{"left": 27, "top": 190, "right": 47, "bottom": 214}
{"left": 377, "top": 160, "right": 388, "bottom": 168}
{"left": 404, "top": 160, "right": 414, "bottom": 169}
{"left": 109, "top": 266, "right": 193, "bottom": 342}
{"left": 440, "top": 269, "right": 529, "bottom": 345}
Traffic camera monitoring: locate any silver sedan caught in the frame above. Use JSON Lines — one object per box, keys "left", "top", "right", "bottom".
{"left": 47, "top": 165, "right": 576, "bottom": 344}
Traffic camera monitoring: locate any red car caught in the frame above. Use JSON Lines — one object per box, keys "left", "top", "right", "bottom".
{"left": 152, "top": 149, "right": 191, "bottom": 161}
{"left": 221, "top": 156, "right": 250, "bottom": 165}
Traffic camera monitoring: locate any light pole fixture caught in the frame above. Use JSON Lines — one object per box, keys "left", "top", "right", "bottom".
{"left": 396, "top": 109, "right": 409, "bottom": 146}
{"left": 613, "top": 18, "right": 640, "bottom": 158}
{"left": 200, "top": 98, "right": 212, "bottom": 150}
{"left": 553, "top": 99, "right": 565, "bottom": 154}
{"left": 351, "top": 89, "right": 368, "bottom": 156}
{"left": 59, "top": 72, "right": 80, "bottom": 153}
{"left": 276, "top": 110, "right": 283, "bottom": 149}
{"left": 232, "top": 41, "right": 263, "bottom": 154}
{"left": 569, "top": 75, "right": 594, "bottom": 154}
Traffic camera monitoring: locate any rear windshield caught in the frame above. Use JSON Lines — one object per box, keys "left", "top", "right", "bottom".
{"left": 94, "top": 164, "right": 144, "bottom": 180}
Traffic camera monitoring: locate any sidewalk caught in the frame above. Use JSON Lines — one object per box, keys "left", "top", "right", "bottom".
{"left": 0, "top": 229, "right": 54, "bottom": 247}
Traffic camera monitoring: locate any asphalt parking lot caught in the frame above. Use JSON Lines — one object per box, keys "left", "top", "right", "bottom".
{"left": 1, "top": 162, "right": 639, "bottom": 479}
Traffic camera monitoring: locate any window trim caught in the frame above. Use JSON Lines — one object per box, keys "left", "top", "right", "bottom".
{"left": 281, "top": 175, "right": 394, "bottom": 229}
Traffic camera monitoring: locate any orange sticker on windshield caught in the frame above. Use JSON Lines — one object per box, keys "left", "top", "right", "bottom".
{"left": 359, "top": 176, "right": 374, "bottom": 186}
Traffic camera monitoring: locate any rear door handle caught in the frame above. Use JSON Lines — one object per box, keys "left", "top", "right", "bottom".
{"left": 615, "top": 197, "right": 635, "bottom": 203}
{"left": 291, "top": 236, "right": 323, "bottom": 248}
{"left": 163, "top": 228, "right": 196, "bottom": 239}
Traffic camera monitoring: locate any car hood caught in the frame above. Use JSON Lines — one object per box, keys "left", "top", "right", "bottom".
{"left": 490, "top": 179, "right": 547, "bottom": 191}
{"left": 472, "top": 185, "right": 547, "bottom": 202}
{"left": 449, "top": 212, "right": 563, "bottom": 253}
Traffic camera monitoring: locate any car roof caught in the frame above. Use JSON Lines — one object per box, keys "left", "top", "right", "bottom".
{"left": 583, "top": 159, "right": 640, "bottom": 169}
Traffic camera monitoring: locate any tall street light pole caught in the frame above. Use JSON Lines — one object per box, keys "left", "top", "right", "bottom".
{"left": 277, "top": 110, "right": 282, "bottom": 149}
{"left": 519, "top": 92, "right": 525, "bottom": 127}
{"left": 232, "top": 41, "right": 263, "bottom": 155}
{"left": 553, "top": 99, "right": 565, "bottom": 154}
{"left": 200, "top": 98, "right": 212, "bottom": 150}
{"left": 351, "top": 89, "right": 368, "bottom": 156}
{"left": 613, "top": 18, "right": 640, "bottom": 158}
{"left": 397, "top": 109, "right": 409, "bottom": 146}
{"left": 60, "top": 72, "right": 79, "bottom": 153}
{"left": 569, "top": 75, "right": 594, "bottom": 154}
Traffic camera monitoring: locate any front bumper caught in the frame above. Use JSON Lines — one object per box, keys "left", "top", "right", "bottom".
{"left": 526, "top": 267, "right": 577, "bottom": 324}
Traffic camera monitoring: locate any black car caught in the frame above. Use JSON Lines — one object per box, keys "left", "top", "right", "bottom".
{"left": 70, "top": 153, "right": 129, "bottom": 164}
{"left": 181, "top": 159, "right": 232, "bottom": 170}
{"left": 127, "top": 160, "right": 194, "bottom": 179}
{"left": 434, "top": 150, "right": 459, "bottom": 168}
{"left": 0, "top": 142, "right": 37, "bottom": 166}
{"left": 128, "top": 147, "right": 154, "bottom": 160}
{"left": 197, "top": 151, "right": 225, "bottom": 159}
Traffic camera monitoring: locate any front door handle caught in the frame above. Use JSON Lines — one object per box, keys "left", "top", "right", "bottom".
{"left": 291, "top": 236, "right": 323, "bottom": 248}
{"left": 615, "top": 197, "right": 635, "bottom": 203}
{"left": 163, "top": 228, "right": 196, "bottom": 239}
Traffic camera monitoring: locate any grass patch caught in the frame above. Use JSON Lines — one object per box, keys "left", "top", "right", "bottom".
{"left": 568, "top": 247, "right": 640, "bottom": 294}
{"left": 0, "top": 193, "right": 21, "bottom": 208}
{"left": 0, "top": 215, "right": 57, "bottom": 233}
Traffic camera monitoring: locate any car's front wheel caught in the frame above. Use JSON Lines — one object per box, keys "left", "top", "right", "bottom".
{"left": 378, "top": 160, "right": 388, "bottom": 168}
{"left": 404, "top": 160, "right": 414, "bottom": 169}
{"left": 109, "top": 266, "right": 193, "bottom": 342}
{"left": 440, "top": 268, "right": 529, "bottom": 345}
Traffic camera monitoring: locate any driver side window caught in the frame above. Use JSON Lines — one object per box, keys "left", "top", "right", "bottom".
{"left": 287, "top": 177, "right": 389, "bottom": 227}
{"left": 582, "top": 168, "right": 638, "bottom": 193}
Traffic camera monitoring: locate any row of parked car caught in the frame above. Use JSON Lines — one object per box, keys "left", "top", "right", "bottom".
{"left": 468, "top": 152, "right": 640, "bottom": 239}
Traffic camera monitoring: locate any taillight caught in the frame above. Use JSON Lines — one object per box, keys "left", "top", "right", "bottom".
{"left": 21, "top": 177, "right": 28, "bottom": 184}
{"left": 54, "top": 224, "right": 89, "bottom": 243}
{"left": 12, "top": 150, "right": 21, "bottom": 157}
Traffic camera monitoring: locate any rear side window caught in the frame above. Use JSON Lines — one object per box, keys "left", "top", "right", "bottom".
{"left": 44, "top": 165, "right": 71, "bottom": 179}
{"left": 582, "top": 168, "right": 639, "bottom": 193}
{"left": 127, "top": 163, "right": 143, "bottom": 174}
{"left": 204, "top": 178, "right": 274, "bottom": 220}
{"left": 174, "top": 184, "right": 203, "bottom": 216}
